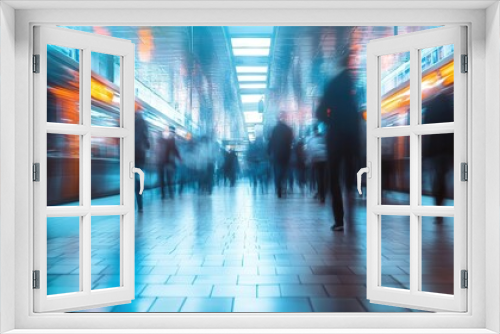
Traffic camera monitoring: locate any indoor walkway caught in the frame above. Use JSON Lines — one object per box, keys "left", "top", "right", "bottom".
{"left": 46, "top": 183, "right": 453, "bottom": 312}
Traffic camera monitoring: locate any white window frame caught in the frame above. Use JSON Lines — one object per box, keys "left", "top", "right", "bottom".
{"left": 365, "top": 26, "right": 467, "bottom": 312}
{"left": 33, "top": 25, "right": 136, "bottom": 313}
{"left": 1, "top": 2, "right": 499, "bottom": 333}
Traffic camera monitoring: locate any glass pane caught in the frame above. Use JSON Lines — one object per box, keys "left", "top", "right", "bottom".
{"left": 47, "top": 134, "right": 80, "bottom": 206}
{"left": 421, "top": 44, "right": 454, "bottom": 124}
{"left": 380, "top": 215, "right": 410, "bottom": 290}
{"left": 380, "top": 51, "right": 410, "bottom": 127}
{"left": 421, "top": 216, "right": 454, "bottom": 294}
{"left": 47, "top": 45, "right": 80, "bottom": 124}
{"left": 91, "top": 215, "right": 121, "bottom": 290}
{"left": 47, "top": 217, "right": 80, "bottom": 295}
{"left": 421, "top": 133, "right": 454, "bottom": 206}
{"left": 381, "top": 137, "right": 410, "bottom": 205}
{"left": 91, "top": 137, "right": 121, "bottom": 205}
{"left": 91, "top": 52, "right": 121, "bottom": 127}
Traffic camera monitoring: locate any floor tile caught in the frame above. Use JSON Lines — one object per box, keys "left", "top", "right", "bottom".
{"left": 212, "top": 285, "right": 256, "bottom": 298}
{"left": 141, "top": 284, "right": 213, "bottom": 297}
{"left": 111, "top": 298, "right": 156, "bottom": 312}
{"left": 310, "top": 298, "right": 365, "bottom": 312}
{"left": 194, "top": 275, "right": 238, "bottom": 285}
{"left": 238, "top": 275, "right": 300, "bottom": 285}
{"left": 257, "top": 285, "right": 281, "bottom": 297}
{"left": 149, "top": 298, "right": 186, "bottom": 312}
{"left": 280, "top": 284, "right": 327, "bottom": 297}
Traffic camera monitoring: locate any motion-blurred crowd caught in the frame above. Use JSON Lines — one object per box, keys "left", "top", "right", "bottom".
{"left": 135, "top": 48, "right": 453, "bottom": 231}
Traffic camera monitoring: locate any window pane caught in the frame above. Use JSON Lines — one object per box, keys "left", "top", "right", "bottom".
{"left": 381, "top": 137, "right": 410, "bottom": 205}
{"left": 91, "top": 52, "right": 121, "bottom": 127}
{"left": 421, "top": 45, "right": 454, "bottom": 124}
{"left": 91, "top": 137, "right": 120, "bottom": 206}
{"left": 380, "top": 215, "right": 410, "bottom": 290}
{"left": 47, "top": 217, "right": 80, "bottom": 295}
{"left": 380, "top": 52, "right": 410, "bottom": 127}
{"left": 421, "top": 216, "right": 454, "bottom": 294}
{"left": 421, "top": 133, "right": 454, "bottom": 206}
{"left": 91, "top": 215, "right": 121, "bottom": 290}
{"left": 47, "top": 134, "right": 80, "bottom": 206}
{"left": 47, "top": 45, "right": 80, "bottom": 124}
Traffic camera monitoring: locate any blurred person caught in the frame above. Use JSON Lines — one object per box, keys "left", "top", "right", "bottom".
{"left": 197, "top": 136, "right": 218, "bottom": 195}
{"left": 179, "top": 139, "right": 198, "bottom": 194}
{"left": 294, "top": 139, "right": 307, "bottom": 193}
{"left": 422, "top": 92, "right": 454, "bottom": 222}
{"left": 306, "top": 124, "right": 328, "bottom": 203}
{"left": 216, "top": 147, "right": 226, "bottom": 186}
{"left": 247, "top": 135, "right": 269, "bottom": 194}
{"left": 224, "top": 149, "right": 239, "bottom": 187}
{"left": 316, "top": 50, "right": 361, "bottom": 232}
{"left": 135, "top": 102, "right": 150, "bottom": 212}
{"left": 268, "top": 112, "right": 294, "bottom": 198}
{"left": 158, "top": 125, "right": 182, "bottom": 199}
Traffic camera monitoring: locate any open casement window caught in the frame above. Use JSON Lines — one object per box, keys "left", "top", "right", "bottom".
{"left": 365, "top": 26, "right": 467, "bottom": 312}
{"left": 33, "top": 26, "right": 136, "bottom": 312}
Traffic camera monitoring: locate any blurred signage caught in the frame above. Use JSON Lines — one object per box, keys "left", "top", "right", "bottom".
{"left": 135, "top": 80, "right": 184, "bottom": 125}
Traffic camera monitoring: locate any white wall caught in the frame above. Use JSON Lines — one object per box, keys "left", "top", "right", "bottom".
{"left": 485, "top": 2, "right": 500, "bottom": 333}
{"left": 0, "top": 2, "right": 16, "bottom": 333}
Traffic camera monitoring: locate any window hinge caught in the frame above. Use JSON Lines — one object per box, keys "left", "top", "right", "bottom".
{"left": 461, "top": 54, "right": 468, "bottom": 73}
{"left": 33, "top": 54, "right": 40, "bottom": 73}
{"left": 461, "top": 270, "right": 468, "bottom": 289}
{"left": 33, "top": 163, "right": 40, "bottom": 182}
{"left": 461, "top": 162, "right": 468, "bottom": 181}
{"left": 33, "top": 270, "right": 40, "bottom": 289}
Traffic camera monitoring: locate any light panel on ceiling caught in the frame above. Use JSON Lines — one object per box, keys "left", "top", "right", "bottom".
{"left": 239, "top": 83, "right": 267, "bottom": 89}
{"left": 236, "top": 66, "right": 268, "bottom": 73}
{"left": 231, "top": 38, "right": 271, "bottom": 48}
{"left": 241, "top": 94, "right": 263, "bottom": 103}
{"left": 238, "top": 75, "right": 267, "bottom": 82}
{"left": 233, "top": 48, "right": 270, "bottom": 56}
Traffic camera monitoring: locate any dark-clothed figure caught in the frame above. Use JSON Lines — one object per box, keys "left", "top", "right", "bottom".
{"left": 247, "top": 136, "right": 269, "bottom": 194}
{"left": 294, "top": 140, "right": 307, "bottom": 192}
{"left": 224, "top": 149, "right": 239, "bottom": 187}
{"left": 423, "top": 93, "right": 454, "bottom": 220}
{"left": 306, "top": 125, "right": 328, "bottom": 203}
{"left": 316, "top": 62, "right": 361, "bottom": 231}
{"left": 135, "top": 104, "right": 150, "bottom": 212}
{"left": 268, "top": 113, "right": 294, "bottom": 198}
{"left": 197, "top": 137, "right": 218, "bottom": 195}
{"left": 158, "top": 126, "right": 181, "bottom": 199}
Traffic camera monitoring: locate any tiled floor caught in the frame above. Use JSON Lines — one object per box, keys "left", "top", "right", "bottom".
{"left": 47, "top": 183, "right": 453, "bottom": 312}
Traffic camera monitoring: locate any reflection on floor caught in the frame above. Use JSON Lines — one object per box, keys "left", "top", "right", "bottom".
{"left": 46, "top": 183, "right": 453, "bottom": 312}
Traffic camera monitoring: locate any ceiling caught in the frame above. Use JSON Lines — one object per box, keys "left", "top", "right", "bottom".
{"left": 66, "top": 25, "right": 439, "bottom": 143}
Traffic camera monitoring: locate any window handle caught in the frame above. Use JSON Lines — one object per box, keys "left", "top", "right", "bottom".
{"left": 357, "top": 162, "right": 371, "bottom": 195}
{"left": 130, "top": 162, "right": 145, "bottom": 195}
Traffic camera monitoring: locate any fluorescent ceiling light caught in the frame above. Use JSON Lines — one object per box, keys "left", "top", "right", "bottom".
{"left": 236, "top": 66, "right": 268, "bottom": 73}
{"left": 238, "top": 75, "right": 267, "bottom": 82}
{"left": 231, "top": 38, "right": 271, "bottom": 48}
{"left": 233, "top": 48, "right": 270, "bottom": 56}
{"left": 239, "top": 83, "right": 267, "bottom": 89}
{"left": 241, "top": 95, "right": 263, "bottom": 103}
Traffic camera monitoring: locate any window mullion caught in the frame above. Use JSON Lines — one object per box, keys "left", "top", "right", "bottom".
{"left": 409, "top": 47, "right": 420, "bottom": 295}
{"left": 82, "top": 48, "right": 92, "bottom": 294}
